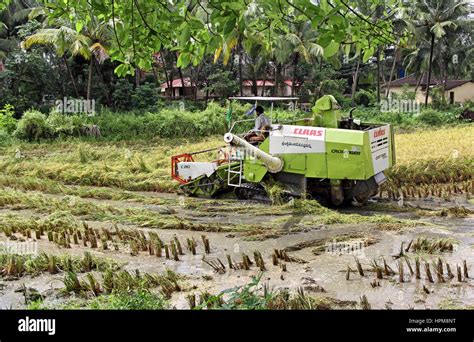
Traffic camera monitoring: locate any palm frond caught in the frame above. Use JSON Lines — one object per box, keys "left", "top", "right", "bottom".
{"left": 285, "top": 33, "right": 302, "bottom": 47}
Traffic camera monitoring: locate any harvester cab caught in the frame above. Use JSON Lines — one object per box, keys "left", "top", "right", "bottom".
{"left": 171, "top": 96, "right": 395, "bottom": 205}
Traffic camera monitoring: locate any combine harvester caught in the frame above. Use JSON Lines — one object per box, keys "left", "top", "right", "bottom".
{"left": 171, "top": 96, "right": 395, "bottom": 205}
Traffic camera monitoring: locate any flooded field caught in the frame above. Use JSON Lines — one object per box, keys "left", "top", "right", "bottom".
{"left": 0, "top": 189, "right": 472, "bottom": 310}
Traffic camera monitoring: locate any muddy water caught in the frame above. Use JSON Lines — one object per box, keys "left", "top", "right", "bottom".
{"left": 0, "top": 194, "right": 473, "bottom": 309}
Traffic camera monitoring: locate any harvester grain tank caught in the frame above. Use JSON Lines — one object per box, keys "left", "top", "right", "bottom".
{"left": 171, "top": 95, "right": 396, "bottom": 205}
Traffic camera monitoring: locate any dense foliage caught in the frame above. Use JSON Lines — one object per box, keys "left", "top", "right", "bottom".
{"left": 0, "top": 0, "right": 471, "bottom": 114}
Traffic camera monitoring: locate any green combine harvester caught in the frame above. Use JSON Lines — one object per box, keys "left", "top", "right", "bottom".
{"left": 171, "top": 95, "right": 395, "bottom": 205}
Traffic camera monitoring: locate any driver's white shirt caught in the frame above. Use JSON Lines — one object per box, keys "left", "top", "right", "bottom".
{"left": 254, "top": 114, "right": 270, "bottom": 132}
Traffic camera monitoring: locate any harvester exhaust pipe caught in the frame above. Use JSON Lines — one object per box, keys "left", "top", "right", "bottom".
{"left": 223, "top": 133, "right": 283, "bottom": 173}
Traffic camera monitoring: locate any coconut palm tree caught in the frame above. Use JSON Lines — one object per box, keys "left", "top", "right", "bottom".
{"left": 406, "top": 0, "right": 470, "bottom": 106}
{"left": 22, "top": 15, "right": 109, "bottom": 100}
{"left": 283, "top": 21, "right": 324, "bottom": 96}
{"left": 0, "top": 0, "right": 36, "bottom": 62}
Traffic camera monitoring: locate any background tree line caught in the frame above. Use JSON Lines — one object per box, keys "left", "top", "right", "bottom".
{"left": 0, "top": 0, "right": 472, "bottom": 115}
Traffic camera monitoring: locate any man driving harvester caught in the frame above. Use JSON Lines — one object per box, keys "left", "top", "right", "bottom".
{"left": 245, "top": 105, "right": 271, "bottom": 143}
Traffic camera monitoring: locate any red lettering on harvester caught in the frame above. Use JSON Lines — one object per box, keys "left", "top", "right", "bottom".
{"left": 374, "top": 128, "right": 386, "bottom": 138}
{"left": 292, "top": 128, "right": 323, "bottom": 137}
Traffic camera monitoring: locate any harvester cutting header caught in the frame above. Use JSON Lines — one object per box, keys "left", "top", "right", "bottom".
{"left": 171, "top": 95, "right": 395, "bottom": 205}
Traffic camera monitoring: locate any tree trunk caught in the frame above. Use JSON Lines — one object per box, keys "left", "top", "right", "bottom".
{"left": 441, "top": 59, "right": 449, "bottom": 105}
{"left": 414, "top": 72, "right": 423, "bottom": 93}
{"left": 385, "top": 47, "right": 398, "bottom": 97}
{"left": 292, "top": 53, "right": 299, "bottom": 96}
{"left": 276, "top": 63, "right": 282, "bottom": 96}
{"left": 135, "top": 67, "right": 140, "bottom": 87}
{"left": 94, "top": 60, "right": 112, "bottom": 106}
{"left": 272, "top": 62, "right": 277, "bottom": 96}
{"left": 189, "top": 68, "right": 197, "bottom": 101}
{"left": 238, "top": 39, "right": 243, "bottom": 96}
{"left": 151, "top": 64, "right": 159, "bottom": 86}
{"left": 175, "top": 53, "right": 186, "bottom": 100}
{"left": 251, "top": 74, "right": 258, "bottom": 96}
{"left": 425, "top": 32, "right": 435, "bottom": 107}
{"left": 178, "top": 67, "right": 185, "bottom": 99}
{"left": 351, "top": 58, "right": 361, "bottom": 106}
{"left": 164, "top": 68, "right": 171, "bottom": 100}
{"left": 261, "top": 63, "right": 268, "bottom": 96}
{"left": 87, "top": 57, "right": 94, "bottom": 101}
{"left": 169, "top": 69, "right": 175, "bottom": 99}
{"left": 376, "top": 47, "right": 381, "bottom": 103}
{"left": 63, "top": 55, "right": 80, "bottom": 98}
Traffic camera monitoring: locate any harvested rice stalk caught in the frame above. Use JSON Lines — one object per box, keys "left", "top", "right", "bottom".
{"left": 405, "top": 257, "right": 414, "bottom": 276}
{"left": 435, "top": 263, "right": 445, "bottom": 283}
{"left": 155, "top": 241, "right": 162, "bottom": 257}
{"left": 226, "top": 255, "right": 234, "bottom": 269}
{"left": 201, "top": 235, "right": 210, "bottom": 254}
{"left": 398, "top": 261, "right": 404, "bottom": 283}
{"left": 241, "top": 254, "right": 250, "bottom": 270}
{"left": 253, "top": 251, "right": 266, "bottom": 271}
{"left": 370, "top": 279, "right": 380, "bottom": 288}
{"left": 148, "top": 241, "right": 154, "bottom": 255}
{"left": 415, "top": 258, "right": 421, "bottom": 279}
{"left": 446, "top": 263, "right": 454, "bottom": 279}
{"left": 203, "top": 258, "right": 225, "bottom": 274}
{"left": 101, "top": 238, "right": 108, "bottom": 251}
{"left": 274, "top": 249, "right": 307, "bottom": 264}
{"left": 130, "top": 240, "right": 139, "bottom": 256}
{"left": 423, "top": 285, "right": 431, "bottom": 294}
{"left": 174, "top": 236, "right": 183, "bottom": 255}
{"left": 463, "top": 260, "right": 469, "bottom": 279}
{"left": 457, "top": 265, "right": 462, "bottom": 282}
{"left": 272, "top": 252, "right": 279, "bottom": 266}
{"left": 90, "top": 235, "right": 98, "bottom": 249}
{"left": 187, "top": 294, "right": 196, "bottom": 309}
{"left": 171, "top": 242, "right": 179, "bottom": 261}
{"left": 371, "top": 260, "right": 383, "bottom": 279}
{"left": 425, "top": 263, "right": 434, "bottom": 283}
{"left": 360, "top": 295, "right": 371, "bottom": 310}
{"left": 355, "top": 257, "right": 364, "bottom": 277}
{"left": 383, "top": 257, "right": 395, "bottom": 276}
{"left": 411, "top": 237, "right": 455, "bottom": 254}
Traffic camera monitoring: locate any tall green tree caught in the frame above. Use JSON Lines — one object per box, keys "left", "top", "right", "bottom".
{"left": 0, "top": 0, "right": 35, "bottom": 62}
{"left": 283, "top": 21, "right": 324, "bottom": 96}
{"left": 406, "top": 0, "right": 470, "bottom": 106}
{"left": 22, "top": 15, "right": 110, "bottom": 100}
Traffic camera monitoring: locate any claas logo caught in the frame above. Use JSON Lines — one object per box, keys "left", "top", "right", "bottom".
{"left": 373, "top": 128, "right": 386, "bottom": 138}
{"left": 292, "top": 128, "right": 323, "bottom": 137}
